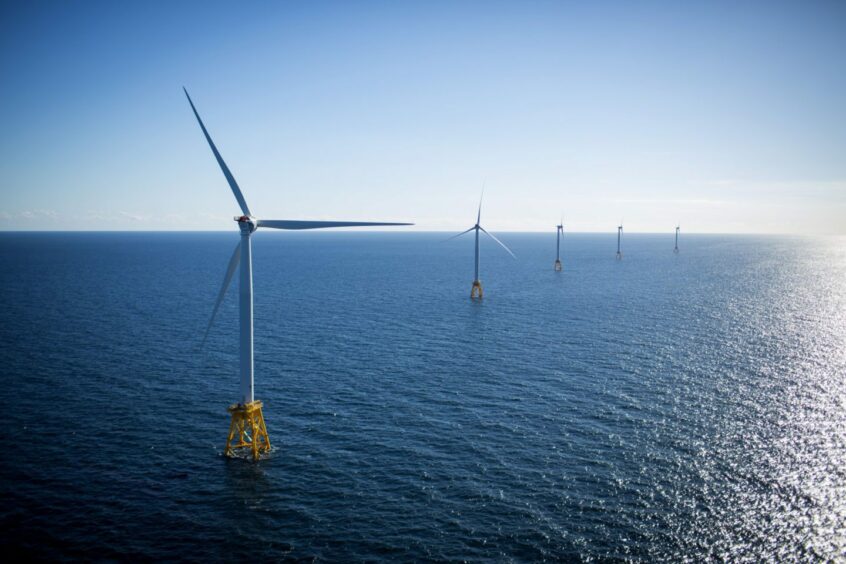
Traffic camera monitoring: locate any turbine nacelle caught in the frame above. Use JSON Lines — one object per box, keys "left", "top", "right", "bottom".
{"left": 235, "top": 215, "right": 258, "bottom": 234}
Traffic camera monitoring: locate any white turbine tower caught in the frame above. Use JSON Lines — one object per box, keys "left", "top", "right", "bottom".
{"left": 616, "top": 222, "right": 623, "bottom": 260}
{"left": 554, "top": 217, "right": 563, "bottom": 271}
{"left": 185, "top": 88, "right": 411, "bottom": 460}
{"left": 447, "top": 192, "right": 515, "bottom": 299}
{"left": 674, "top": 224, "right": 680, "bottom": 253}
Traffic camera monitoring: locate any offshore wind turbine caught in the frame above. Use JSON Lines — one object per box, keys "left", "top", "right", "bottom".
{"left": 447, "top": 192, "right": 516, "bottom": 299}
{"left": 616, "top": 222, "right": 623, "bottom": 260}
{"left": 554, "top": 217, "right": 563, "bottom": 271}
{"left": 185, "top": 88, "right": 411, "bottom": 460}
{"left": 674, "top": 224, "right": 680, "bottom": 253}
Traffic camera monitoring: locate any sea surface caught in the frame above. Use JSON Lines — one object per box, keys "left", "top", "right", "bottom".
{"left": 0, "top": 231, "right": 844, "bottom": 561}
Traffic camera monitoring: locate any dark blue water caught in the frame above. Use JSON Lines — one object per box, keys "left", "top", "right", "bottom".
{"left": 1, "top": 232, "right": 844, "bottom": 561}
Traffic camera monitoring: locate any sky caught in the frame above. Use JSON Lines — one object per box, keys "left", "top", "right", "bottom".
{"left": 1, "top": 0, "right": 844, "bottom": 234}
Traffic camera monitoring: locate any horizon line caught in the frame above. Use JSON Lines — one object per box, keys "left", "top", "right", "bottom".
{"left": 1, "top": 229, "right": 841, "bottom": 237}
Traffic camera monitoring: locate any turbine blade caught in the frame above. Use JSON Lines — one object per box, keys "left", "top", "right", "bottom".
{"left": 183, "top": 88, "right": 252, "bottom": 217}
{"left": 201, "top": 242, "right": 241, "bottom": 346}
{"left": 444, "top": 226, "right": 475, "bottom": 242}
{"left": 257, "top": 219, "right": 412, "bottom": 230}
{"left": 479, "top": 226, "right": 516, "bottom": 259}
{"left": 477, "top": 188, "right": 484, "bottom": 225}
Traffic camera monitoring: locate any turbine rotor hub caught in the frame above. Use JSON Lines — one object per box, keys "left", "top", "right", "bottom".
{"left": 235, "top": 215, "right": 257, "bottom": 234}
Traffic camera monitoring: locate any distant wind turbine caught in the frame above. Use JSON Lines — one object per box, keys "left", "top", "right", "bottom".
{"left": 674, "top": 224, "right": 680, "bottom": 253}
{"left": 616, "top": 222, "right": 623, "bottom": 260}
{"left": 554, "top": 217, "right": 563, "bottom": 271}
{"left": 185, "top": 88, "right": 411, "bottom": 460}
{"left": 447, "top": 192, "right": 516, "bottom": 299}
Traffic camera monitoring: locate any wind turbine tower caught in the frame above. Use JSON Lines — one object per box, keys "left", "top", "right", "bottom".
{"left": 616, "top": 223, "right": 623, "bottom": 260}
{"left": 554, "top": 219, "right": 563, "bottom": 271}
{"left": 448, "top": 193, "right": 516, "bottom": 299}
{"left": 186, "top": 88, "right": 411, "bottom": 460}
{"left": 674, "top": 225, "right": 680, "bottom": 253}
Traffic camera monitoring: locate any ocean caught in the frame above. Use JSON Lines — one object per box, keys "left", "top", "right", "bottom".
{"left": 0, "top": 231, "right": 844, "bottom": 561}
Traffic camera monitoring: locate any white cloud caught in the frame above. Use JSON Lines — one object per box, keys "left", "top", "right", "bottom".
{"left": 119, "top": 211, "right": 151, "bottom": 222}
{"left": 19, "top": 209, "right": 58, "bottom": 219}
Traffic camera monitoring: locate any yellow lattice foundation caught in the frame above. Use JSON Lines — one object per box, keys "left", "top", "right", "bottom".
{"left": 225, "top": 400, "right": 271, "bottom": 461}
{"left": 471, "top": 280, "right": 483, "bottom": 299}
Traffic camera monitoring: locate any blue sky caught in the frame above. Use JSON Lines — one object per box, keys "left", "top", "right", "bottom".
{"left": 1, "top": 0, "right": 844, "bottom": 233}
